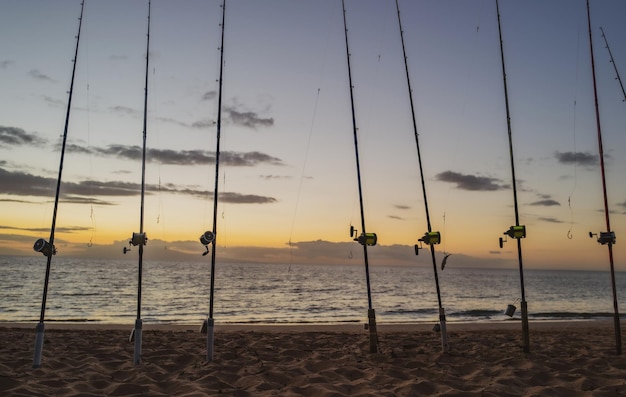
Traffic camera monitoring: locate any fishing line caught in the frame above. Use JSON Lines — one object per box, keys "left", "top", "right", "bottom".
{"left": 567, "top": 19, "right": 583, "bottom": 240}
{"left": 439, "top": 0, "right": 486, "bottom": 250}
{"left": 219, "top": 171, "right": 227, "bottom": 248}
{"left": 286, "top": 2, "right": 339, "bottom": 263}
{"left": 150, "top": 66, "right": 167, "bottom": 248}
{"left": 82, "top": 14, "right": 96, "bottom": 249}
{"left": 287, "top": 87, "right": 320, "bottom": 265}
{"left": 86, "top": 82, "right": 96, "bottom": 247}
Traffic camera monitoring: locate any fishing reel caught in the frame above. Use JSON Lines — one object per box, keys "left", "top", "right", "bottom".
{"left": 414, "top": 231, "right": 440, "bottom": 255}
{"left": 499, "top": 225, "right": 526, "bottom": 248}
{"left": 123, "top": 232, "right": 147, "bottom": 254}
{"left": 589, "top": 231, "right": 615, "bottom": 245}
{"left": 200, "top": 231, "right": 215, "bottom": 256}
{"left": 33, "top": 238, "right": 56, "bottom": 257}
{"left": 350, "top": 225, "right": 377, "bottom": 246}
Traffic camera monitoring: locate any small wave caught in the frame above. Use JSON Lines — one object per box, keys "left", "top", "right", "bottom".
{"left": 449, "top": 309, "right": 503, "bottom": 319}
{"left": 530, "top": 311, "right": 625, "bottom": 320}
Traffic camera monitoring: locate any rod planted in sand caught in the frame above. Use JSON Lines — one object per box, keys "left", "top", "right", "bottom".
{"left": 341, "top": 0, "right": 379, "bottom": 354}
{"left": 495, "top": 0, "right": 530, "bottom": 353}
{"left": 586, "top": 0, "right": 621, "bottom": 356}
{"left": 394, "top": 0, "right": 449, "bottom": 353}
{"left": 126, "top": 0, "right": 152, "bottom": 366}
{"left": 203, "top": 0, "right": 227, "bottom": 362}
{"left": 32, "top": 0, "right": 85, "bottom": 369}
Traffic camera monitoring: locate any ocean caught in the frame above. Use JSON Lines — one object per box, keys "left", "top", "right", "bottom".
{"left": 1, "top": 255, "right": 624, "bottom": 325}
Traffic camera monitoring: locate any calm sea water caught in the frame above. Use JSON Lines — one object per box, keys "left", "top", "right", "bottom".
{"left": 1, "top": 255, "right": 624, "bottom": 325}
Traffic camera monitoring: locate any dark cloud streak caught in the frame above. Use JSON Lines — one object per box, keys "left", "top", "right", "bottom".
{"left": 530, "top": 199, "right": 560, "bottom": 206}
{"left": 67, "top": 143, "right": 284, "bottom": 167}
{"left": 0, "top": 167, "right": 276, "bottom": 205}
{"left": 554, "top": 151, "right": 598, "bottom": 166}
{"left": 435, "top": 171, "right": 509, "bottom": 191}
{"left": 225, "top": 107, "right": 274, "bottom": 129}
{"left": 0, "top": 225, "right": 91, "bottom": 233}
{"left": 202, "top": 91, "right": 217, "bottom": 100}
{"left": 0, "top": 126, "right": 46, "bottom": 147}
{"left": 28, "top": 69, "right": 55, "bottom": 82}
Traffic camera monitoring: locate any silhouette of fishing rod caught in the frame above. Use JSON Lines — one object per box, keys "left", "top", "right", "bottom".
{"left": 122, "top": 0, "right": 151, "bottom": 365}
{"left": 32, "top": 0, "right": 85, "bottom": 369}
{"left": 599, "top": 27, "right": 626, "bottom": 103}
{"left": 494, "top": 0, "right": 530, "bottom": 354}
{"left": 199, "top": 0, "right": 226, "bottom": 362}
{"left": 394, "top": 0, "right": 449, "bottom": 353}
{"left": 586, "top": 1, "right": 621, "bottom": 356}
{"left": 341, "top": 0, "right": 379, "bottom": 354}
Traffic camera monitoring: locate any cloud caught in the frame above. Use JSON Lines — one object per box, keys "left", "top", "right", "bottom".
{"left": 0, "top": 168, "right": 58, "bottom": 197}
{"left": 1, "top": 60, "right": 15, "bottom": 69}
{"left": 435, "top": 171, "right": 509, "bottom": 191}
{"left": 394, "top": 204, "right": 411, "bottom": 210}
{"left": 222, "top": 151, "right": 283, "bottom": 167}
{"left": 61, "top": 196, "right": 116, "bottom": 205}
{"left": 0, "top": 126, "right": 46, "bottom": 147}
{"left": 0, "top": 225, "right": 91, "bottom": 233}
{"left": 110, "top": 105, "right": 138, "bottom": 116}
{"left": 225, "top": 107, "right": 274, "bottom": 129}
{"left": 0, "top": 167, "right": 277, "bottom": 205}
{"left": 259, "top": 175, "right": 291, "bottom": 180}
{"left": 554, "top": 151, "right": 598, "bottom": 166}
{"left": 202, "top": 91, "right": 217, "bottom": 100}
{"left": 530, "top": 199, "right": 560, "bottom": 206}
{"left": 388, "top": 215, "right": 405, "bottom": 220}
{"left": 42, "top": 95, "right": 66, "bottom": 107}
{"left": 538, "top": 217, "right": 563, "bottom": 223}
{"left": 64, "top": 143, "right": 93, "bottom": 155}
{"left": 0, "top": 167, "right": 139, "bottom": 198}
{"left": 28, "top": 69, "right": 55, "bottom": 82}
{"left": 219, "top": 192, "right": 277, "bottom": 204}
{"left": 0, "top": 198, "right": 38, "bottom": 204}
{"left": 156, "top": 116, "right": 190, "bottom": 128}
{"left": 68, "top": 143, "right": 284, "bottom": 167}
{"left": 191, "top": 119, "right": 216, "bottom": 129}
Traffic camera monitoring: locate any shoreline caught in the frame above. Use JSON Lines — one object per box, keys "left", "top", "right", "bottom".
{"left": 1, "top": 318, "right": 619, "bottom": 332}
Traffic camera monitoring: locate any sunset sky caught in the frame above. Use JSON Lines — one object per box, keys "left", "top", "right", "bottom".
{"left": 1, "top": 0, "right": 626, "bottom": 270}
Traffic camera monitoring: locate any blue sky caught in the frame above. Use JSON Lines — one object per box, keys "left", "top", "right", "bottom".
{"left": 1, "top": 0, "right": 626, "bottom": 270}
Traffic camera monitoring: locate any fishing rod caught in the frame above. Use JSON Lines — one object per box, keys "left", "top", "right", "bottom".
{"left": 341, "top": 0, "right": 379, "bottom": 354}
{"left": 199, "top": 0, "right": 226, "bottom": 362}
{"left": 32, "top": 0, "right": 85, "bottom": 369}
{"left": 495, "top": 0, "right": 530, "bottom": 354}
{"left": 123, "top": 0, "right": 151, "bottom": 365}
{"left": 394, "top": 0, "right": 449, "bottom": 353}
{"left": 599, "top": 27, "right": 626, "bottom": 102}
{"left": 586, "top": 1, "right": 622, "bottom": 356}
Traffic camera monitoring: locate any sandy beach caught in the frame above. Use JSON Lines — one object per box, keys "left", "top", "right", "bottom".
{"left": 1, "top": 321, "right": 625, "bottom": 396}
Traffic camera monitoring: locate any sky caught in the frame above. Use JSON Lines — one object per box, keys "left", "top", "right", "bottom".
{"left": 1, "top": 0, "right": 626, "bottom": 271}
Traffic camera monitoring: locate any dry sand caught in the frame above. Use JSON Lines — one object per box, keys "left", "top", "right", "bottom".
{"left": 1, "top": 321, "right": 625, "bottom": 396}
